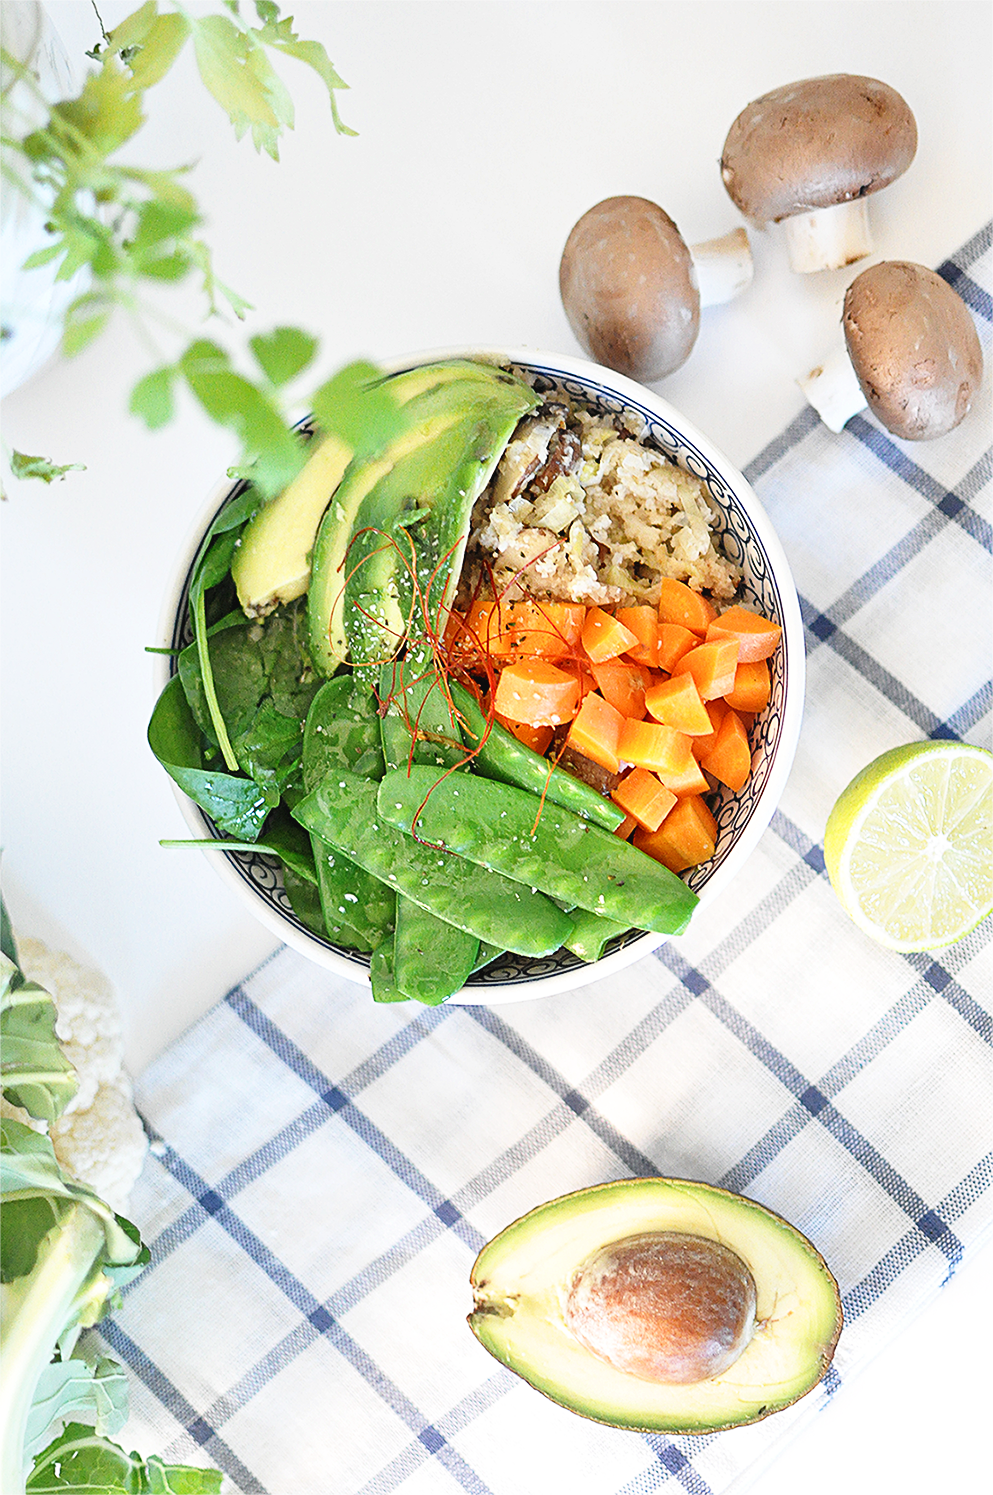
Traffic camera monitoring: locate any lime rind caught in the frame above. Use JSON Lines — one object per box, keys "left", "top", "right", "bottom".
{"left": 824, "top": 741, "right": 993, "bottom": 952}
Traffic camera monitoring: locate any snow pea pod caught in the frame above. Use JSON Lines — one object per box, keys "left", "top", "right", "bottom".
{"left": 392, "top": 896, "right": 478, "bottom": 1006}
{"left": 292, "top": 771, "right": 574, "bottom": 958}
{"left": 377, "top": 766, "right": 698, "bottom": 936}
{"left": 370, "top": 940, "right": 406, "bottom": 1004}
{"left": 450, "top": 682, "right": 624, "bottom": 832}
{"left": 560, "top": 906, "right": 632, "bottom": 963}
{"left": 379, "top": 648, "right": 464, "bottom": 773}
{"left": 377, "top": 650, "right": 477, "bottom": 999}
{"left": 302, "top": 679, "right": 394, "bottom": 951}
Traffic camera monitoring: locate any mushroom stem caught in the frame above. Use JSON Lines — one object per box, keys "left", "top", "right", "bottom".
{"left": 798, "top": 344, "right": 867, "bottom": 433}
{"left": 782, "top": 199, "right": 873, "bottom": 274}
{"left": 689, "top": 227, "right": 753, "bottom": 306}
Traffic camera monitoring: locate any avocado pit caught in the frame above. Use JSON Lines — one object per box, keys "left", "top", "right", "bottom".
{"left": 565, "top": 1230, "right": 757, "bottom": 1384}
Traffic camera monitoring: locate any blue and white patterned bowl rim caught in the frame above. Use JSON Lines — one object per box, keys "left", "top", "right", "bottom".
{"left": 157, "top": 346, "right": 805, "bottom": 1005}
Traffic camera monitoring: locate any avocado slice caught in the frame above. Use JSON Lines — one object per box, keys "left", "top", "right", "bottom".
{"left": 231, "top": 431, "right": 353, "bottom": 619}
{"left": 307, "top": 360, "right": 538, "bottom": 675}
{"left": 468, "top": 1177, "right": 841, "bottom": 1433}
{"left": 231, "top": 361, "right": 477, "bottom": 622}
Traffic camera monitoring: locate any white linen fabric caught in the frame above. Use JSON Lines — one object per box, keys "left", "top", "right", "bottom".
{"left": 106, "top": 226, "right": 991, "bottom": 1495}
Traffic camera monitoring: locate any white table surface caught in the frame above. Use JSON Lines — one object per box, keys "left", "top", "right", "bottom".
{"left": 3, "top": 3, "right": 991, "bottom": 1491}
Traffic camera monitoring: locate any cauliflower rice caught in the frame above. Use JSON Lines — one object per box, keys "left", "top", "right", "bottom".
{"left": 460, "top": 398, "right": 741, "bottom": 609}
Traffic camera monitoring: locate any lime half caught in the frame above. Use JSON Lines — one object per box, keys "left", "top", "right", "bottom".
{"left": 824, "top": 741, "right": 993, "bottom": 952}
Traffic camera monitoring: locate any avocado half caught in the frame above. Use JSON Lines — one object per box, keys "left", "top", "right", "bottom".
{"left": 468, "top": 1177, "right": 842, "bottom": 1434}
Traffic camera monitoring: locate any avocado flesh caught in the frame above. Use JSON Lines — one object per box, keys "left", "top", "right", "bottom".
{"left": 308, "top": 361, "right": 539, "bottom": 675}
{"left": 468, "top": 1178, "right": 842, "bottom": 1434}
{"left": 231, "top": 431, "right": 353, "bottom": 618}
{"left": 234, "top": 361, "right": 478, "bottom": 628}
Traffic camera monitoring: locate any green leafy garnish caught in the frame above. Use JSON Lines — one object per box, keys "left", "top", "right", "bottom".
{"left": 8, "top": 454, "right": 86, "bottom": 485}
{"left": 26, "top": 1422, "right": 223, "bottom": 1492}
{"left": 3, "top": 0, "right": 356, "bottom": 486}
{"left": 1, "top": 914, "right": 77, "bottom": 1126}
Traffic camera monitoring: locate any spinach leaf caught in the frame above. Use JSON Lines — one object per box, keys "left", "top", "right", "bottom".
{"left": 147, "top": 675, "right": 271, "bottom": 840}
{"left": 178, "top": 602, "right": 319, "bottom": 800}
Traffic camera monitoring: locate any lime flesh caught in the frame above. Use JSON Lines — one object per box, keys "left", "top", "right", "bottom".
{"left": 824, "top": 741, "right": 993, "bottom": 952}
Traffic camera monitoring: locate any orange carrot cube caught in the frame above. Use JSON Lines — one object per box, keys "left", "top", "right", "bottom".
{"left": 724, "top": 658, "right": 771, "bottom": 714}
{"left": 657, "top": 745, "right": 711, "bottom": 797}
{"left": 656, "top": 622, "right": 699, "bottom": 672}
{"left": 514, "top": 599, "right": 586, "bottom": 661}
{"left": 611, "top": 767, "right": 677, "bottom": 832}
{"left": 672, "top": 638, "right": 739, "bottom": 700}
{"left": 565, "top": 691, "right": 625, "bottom": 772}
{"left": 581, "top": 607, "right": 640, "bottom": 663}
{"left": 690, "top": 698, "right": 728, "bottom": 759}
{"left": 706, "top": 605, "right": 782, "bottom": 662}
{"left": 644, "top": 673, "right": 712, "bottom": 735}
{"left": 615, "top": 606, "right": 661, "bottom": 666}
{"left": 617, "top": 718, "right": 692, "bottom": 775}
{"left": 493, "top": 660, "right": 581, "bottom": 726}
{"left": 700, "top": 708, "right": 752, "bottom": 791}
{"left": 657, "top": 578, "right": 718, "bottom": 634}
{"left": 633, "top": 795, "right": 718, "bottom": 872}
{"left": 589, "top": 658, "right": 651, "bottom": 720}
{"left": 462, "top": 597, "right": 519, "bottom": 659}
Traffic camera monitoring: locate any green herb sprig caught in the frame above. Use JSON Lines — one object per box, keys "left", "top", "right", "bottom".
{"left": 2, "top": 0, "right": 359, "bottom": 494}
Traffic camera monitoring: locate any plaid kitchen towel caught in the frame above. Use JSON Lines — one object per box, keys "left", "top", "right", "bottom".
{"left": 104, "top": 226, "right": 992, "bottom": 1495}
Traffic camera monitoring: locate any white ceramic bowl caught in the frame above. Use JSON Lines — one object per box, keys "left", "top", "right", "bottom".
{"left": 155, "top": 347, "right": 805, "bottom": 1003}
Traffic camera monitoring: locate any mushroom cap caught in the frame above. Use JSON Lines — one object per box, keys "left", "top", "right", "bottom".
{"left": 721, "top": 75, "right": 917, "bottom": 225}
{"left": 559, "top": 196, "right": 700, "bottom": 382}
{"left": 843, "top": 261, "right": 984, "bottom": 441}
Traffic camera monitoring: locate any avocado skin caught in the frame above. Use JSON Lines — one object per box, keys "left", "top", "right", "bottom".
{"left": 468, "top": 1177, "right": 842, "bottom": 1434}
{"left": 307, "top": 361, "right": 538, "bottom": 675}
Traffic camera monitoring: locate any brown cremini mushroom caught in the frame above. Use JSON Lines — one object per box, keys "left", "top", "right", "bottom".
{"left": 721, "top": 75, "right": 917, "bottom": 273}
{"left": 799, "top": 261, "right": 984, "bottom": 439}
{"left": 559, "top": 196, "right": 752, "bottom": 382}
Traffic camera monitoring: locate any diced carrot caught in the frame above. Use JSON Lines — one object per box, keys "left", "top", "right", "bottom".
{"left": 690, "top": 697, "right": 727, "bottom": 759}
{"left": 560, "top": 657, "right": 597, "bottom": 701}
{"left": 493, "top": 659, "right": 581, "bottom": 726}
{"left": 617, "top": 718, "right": 692, "bottom": 776}
{"left": 461, "top": 598, "right": 520, "bottom": 659}
{"left": 657, "top": 578, "right": 718, "bottom": 634}
{"left": 589, "top": 658, "right": 651, "bottom": 720}
{"left": 672, "top": 638, "right": 739, "bottom": 700}
{"left": 565, "top": 691, "right": 624, "bottom": 773}
{"left": 611, "top": 767, "right": 677, "bottom": 832}
{"left": 513, "top": 599, "right": 586, "bottom": 661}
{"left": 581, "top": 607, "right": 641, "bottom": 664}
{"left": 452, "top": 598, "right": 582, "bottom": 667}
{"left": 613, "top": 812, "right": 638, "bottom": 840}
{"left": 633, "top": 795, "right": 718, "bottom": 872}
{"left": 706, "top": 604, "right": 782, "bottom": 662}
{"left": 644, "top": 673, "right": 712, "bottom": 735}
{"left": 615, "top": 606, "right": 660, "bottom": 666}
{"left": 700, "top": 707, "right": 752, "bottom": 791}
{"left": 493, "top": 710, "right": 554, "bottom": 754}
{"left": 657, "top": 743, "right": 711, "bottom": 797}
{"left": 724, "top": 658, "right": 771, "bottom": 714}
{"left": 657, "top": 622, "right": 699, "bottom": 672}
